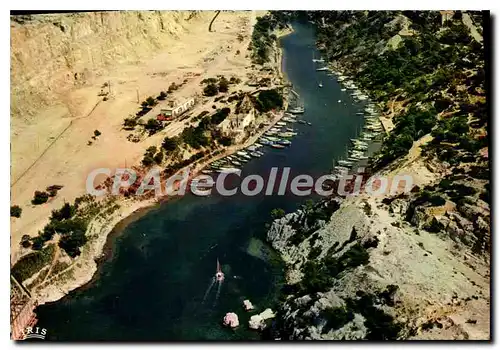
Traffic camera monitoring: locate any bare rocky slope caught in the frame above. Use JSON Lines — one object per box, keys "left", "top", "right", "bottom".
{"left": 11, "top": 11, "right": 199, "bottom": 123}
{"left": 262, "top": 11, "right": 489, "bottom": 340}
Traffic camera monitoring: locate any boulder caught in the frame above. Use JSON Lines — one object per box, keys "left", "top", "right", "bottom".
{"left": 223, "top": 312, "right": 239, "bottom": 328}
{"left": 243, "top": 299, "right": 254, "bottom": 311}
{"left": 248, "top": 308, "right": 276, "bottom": 330}
{"left": 249, "top": 315, "right": 264, "bottom": 330}
{"left": 260, "top": 308, "right": 276, "bottom": 320}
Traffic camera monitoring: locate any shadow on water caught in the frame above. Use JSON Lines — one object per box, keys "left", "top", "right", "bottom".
{"left": 34, "top": 21, "right": 367, "bottom": 341}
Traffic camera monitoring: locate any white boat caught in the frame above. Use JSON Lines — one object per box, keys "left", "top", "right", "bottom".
{"left": 338, "top": 100, "right": 341, "bottom": 103}
{"left": 232, "top": 160, "right": 242, "bottom": 166}
{"left": 250, "top": 152, "right": 262, "bottom": 158}
{"left": 341, "top": 88, "right": 346, "bottom": 91}
{"left": 278, "top": 132, "right": 296, "bottom": 138}
{"left": 337, "top": 160, "right": 354, "bottom": 166}
{"left": 276, "top": 122, "right": 287, "bottom": 126}
{"left": 288, "top": 107, "right": 305, "bottom": 114}
{"left": 316, "top": 67, "right": 329, "bottom": 71}
{"left": 217, "top": 167, "right": 241, "bottom": 173}
{"left": 237, "top": 151, "right": 248, "bottom": 156}
{"left": 271, "top": 144, "right": 286, "bottom": 149}
{"left": 318, "top": 81, "right": 323, "bottom": 88}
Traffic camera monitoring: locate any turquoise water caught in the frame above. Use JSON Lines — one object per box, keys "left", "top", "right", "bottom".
{"left": 34, "top": 22, "right": 367, "bottom": 341}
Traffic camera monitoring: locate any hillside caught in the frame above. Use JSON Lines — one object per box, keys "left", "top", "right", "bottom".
{"left": 10, "top": 10, "right": 258, "bottom": 263}
{"left": 263, "top": 10, "right": 489, "bottom": 340}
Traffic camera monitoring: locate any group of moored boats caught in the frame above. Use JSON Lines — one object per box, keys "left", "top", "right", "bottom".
{"left": 203, "top": 106, "right": 312, "bottom": 174}
{"left": 331, "top": 76, "right": 386, "bottom": 177}
{"left": 202, "top": 146, "right": 266, "bottom": 174}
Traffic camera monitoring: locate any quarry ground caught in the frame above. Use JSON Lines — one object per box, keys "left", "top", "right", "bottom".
{"left": 10, "top": 11, "right": 266, "bottom": 263}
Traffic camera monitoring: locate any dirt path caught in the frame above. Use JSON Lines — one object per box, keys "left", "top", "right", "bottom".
{"left": 39, "top": 244, "right": 61, "bottom": 286}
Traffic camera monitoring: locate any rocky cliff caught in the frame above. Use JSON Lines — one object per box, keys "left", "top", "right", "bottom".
{"left": 263, "top": 10, "right": 489, "bottom": 340}
{"left": 10, "top": 11, "right": 201, "bottom": 122}
{"left": 266, "top": 190, "right": 489, "bottom": 340}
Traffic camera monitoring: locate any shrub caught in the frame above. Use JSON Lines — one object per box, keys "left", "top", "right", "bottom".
{"left": 59, "top": 230, "right": 87, "bottom": 258}
{"left": 157, "top": 91, "right": 167, "bottom": 100}
{"left": 167, "top": 83, "right": 178, "bottom": 93}
{"left": 10, "top": 205, "right": 22, "bottom": 218}
{"left": 271, "top": 208, "right": 285, "bottom": 219}
{"left": 94, "top": 130, "right": 101, "bottom": 137}
{"left": 146, "top": 96, "right": 157, "bottom": 106}
{"left": 211, "top": 107, "right": 231, "bottom": 125}
{"left": 123, "top": 118, "right": 137, "bottom": 129}
{"left": 203, "top": 83, "right": 219, "bottom": 97}
{"left": 162, "top": 137, "right": 179, "bottom": 152}
{"left": 144, "top": 118, "right": 163, "bottom": 135}
{"left": 153, "top": 151, "right": 164, "bottom": 165}
{"left": 308, "top": 246, "right": 322, "bottom": 260}
{"left": 320, "top": 307, "right": 355, "bottom": 334}
{"left": 218, "top": 77, "right": 229, "bottom": 93}
{"left": 20, "top": 235, "right": 31, "bottom": 248}
{"left": 11, "top": 244, "right": 55, "bottom": 282}
{"left": 32, "top": 191, "right": 49, "bottom": 205}
{"left": 51, "top": 203, "right": 76, "bottom": 221}
{"left": 254, "top": 89, "right": 283, "bottom": 112}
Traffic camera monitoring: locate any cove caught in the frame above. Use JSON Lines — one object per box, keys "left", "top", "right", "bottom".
{"left": 34, "top": 21, "right": 367, "bottom": 341}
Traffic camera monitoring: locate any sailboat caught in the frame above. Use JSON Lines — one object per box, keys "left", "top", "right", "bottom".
{"left": 312, "top": 51, "right": 325, "bottom": 63}
{"left": 215, "top": 259, "right": 224, "bottom": 282}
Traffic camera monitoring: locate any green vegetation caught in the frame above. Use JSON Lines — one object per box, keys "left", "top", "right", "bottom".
{"left": 153, "top": 151, "right": 164, "bottom": 165}
{"left": 211, "top": 107, "right": 230, "bottom": 125}
{"left": 167, "top": 82, "right": 178, "bottom": 93}
{"left": 345, "top": 291, "right": 402, "bottom": 340}
{"left": 12, "top": 244, "right": 55, "bottom": 282}
{"left": 282, "top": 11, "right": 486, "bottom": 171}
{"left": 32, "top": 191, "right": 50, "bottom": 205}
{"left": 24, "top": 195, "right": 119, "bottom": 260}
{"left": 218, "top": 77, "right": 229, "bottom": 93}
{"left": 162, "top": 136, "right": 179, "bottom": 152}
{"left": 144, "top": 118, "right": 163, "bottom": 135}
{"left": 142, "top": 146, "right": 158, "bottom": 167}
{"left": 123, "top": 117, "right": 137, "bottom": 130}
{"left": 20, "top": 235, "right": 31, "bottom": 248}
{"left": 203, "top": 83, "right": 218, "bottom": 97}
{"left": 271, "top": 208, "right": 286, "bottom": 219}
{"left": 157, "top": 91, "right": 167, "bottom": 100}
{"left": 377, "top": 106, "right": 436, "bottom": 167}
{"left": 250, "top": 15, "right": 280, "bottom": 64}
{"left": 10, "top": 205, "right": 22, "bottom": 218}
{"left": 253, "top": 89, "right": 283, "bottom": 112}
{"left": 320, "top": 307, "right": 355, "bottom": 334}
{"left": 146, "top": 96, "right": 157, "bottom": 107}
{"left": 180, "top": 108, "right": 231, "bottom": 149}
{"left": 201, "top": 76, "right": 239, "bottom": 97}
{"left": 296, "top": 243, "right": 370, "bottom": 296}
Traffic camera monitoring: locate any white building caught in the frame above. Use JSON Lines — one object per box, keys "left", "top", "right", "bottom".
{"left": 161, "top": 98, "right": 196, "bottom": 117}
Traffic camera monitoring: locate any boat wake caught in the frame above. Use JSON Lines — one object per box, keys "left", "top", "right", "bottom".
{"left": 202, "top": 278, "right": 216, "bottom": 303}
{"left": 201, "top": 259, "right": 225, "bottom": 307}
